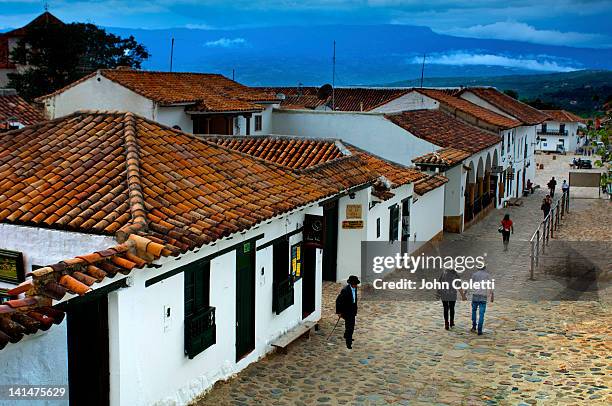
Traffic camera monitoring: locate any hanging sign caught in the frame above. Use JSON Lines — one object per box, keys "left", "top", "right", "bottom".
{"left": 291, "top": 244, "right": 302, "bottom": 279}
{"left": 303, "top": 214, "right": 325, "bottom": 248}
{"left": 345, "top": 204, "right": 362, "bottom": 219}
{"left": 342, "top": 220, "right": 364, "bottom": 229}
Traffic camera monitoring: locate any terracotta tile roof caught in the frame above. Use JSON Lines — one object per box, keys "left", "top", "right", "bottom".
{"left": 414, "top": 174, "right": 448, "bottom": 195}
{"left": 386, "top": 110, "right": 501, "bottom": 154}
{"left": 0, "top": 234, "right": 163, "bottom": 350}
{"left": 296, "top": 155, "right": 377, "bottom": 190}
{"left": 0, "top": 111, "right": 356, "bottom": 252}
{"left": 206, "top": 135, "right": 427, "bottom": 188}
{"left": 0, "top": 94, "right": 45, "bottom": 127}
{"left": 258, "top": 86, "right": 411, "bottom": 112}
{"left": 412, "top": 147, "right": 471, "bottom": 167}
{"left": 38, "top": 69, "right": 279, "bottom": 113}
{"left": 459, "top": 87, "right": 550, "bottom": 125}
{"left": 541, "top": 110, "right": 585, "bottom": 123}
{"left": 206, "top": 136, "right": 345, "bottom": 169}
{"left": 343, "top": 143, "right": 428, "bottom": 187}
{"left": 412, "top": 88, "right": 520, "bottom": 129}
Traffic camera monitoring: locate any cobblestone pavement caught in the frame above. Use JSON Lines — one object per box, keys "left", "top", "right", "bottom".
{"left": 196, "top": 153, "right": 610, "bottom": 406}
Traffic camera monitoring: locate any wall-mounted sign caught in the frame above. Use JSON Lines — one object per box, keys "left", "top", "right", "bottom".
{"left": 342, "top": 220, "right": 364, "bottom": 229}
{"left": 303, "top": 214, "right": 325, "bottom": 248}
{"left": 0, "top": 249, "right": 25, "bottom": 284}
{"left": 345, "top": 204, "right": 362, "bottom": 219}
{"left": 491, "top": 166, "right": 504, "bottom": 174}
{"left": 291, "top": 243, "right": 302, "bottom": 279}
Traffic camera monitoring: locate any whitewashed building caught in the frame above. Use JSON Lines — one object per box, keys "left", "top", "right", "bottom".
{"left": 36, "top": 68, "right": 281, "bottom": 135}
{"left": 269, "top": 107, "right": 500, "bottom": 233}
{"left": 537, "top": 110, "right": 586, "bottom": 153}
{"left": 0, "top": 111, "right": 380, "bottom": 405}
{"left": 204, "top": 135, "right": 447, "bottom": 283}
{"left": 455, "top": 87, "right": 549, "bottom": 197}
{"left": 0, "top": 12, "right": 65, "bottom": 88}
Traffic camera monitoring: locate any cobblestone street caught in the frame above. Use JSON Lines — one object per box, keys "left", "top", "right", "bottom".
{"left": 195, "top": 153, "right": 611, "bottom": 406}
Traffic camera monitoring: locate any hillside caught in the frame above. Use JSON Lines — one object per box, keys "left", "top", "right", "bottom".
{"left": 108, "top": 25, "right": 612, "bottom": 87}
{"left": 383, "top": 70, "right": 612, "bottom": 116}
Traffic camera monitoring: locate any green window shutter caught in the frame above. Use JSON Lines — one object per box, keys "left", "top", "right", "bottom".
{"left": 184, "top": 260, "right": 215, "bottom": 358}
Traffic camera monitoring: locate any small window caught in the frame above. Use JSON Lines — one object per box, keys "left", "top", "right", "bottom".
{"left": 376, "top": 218, "right": 381, "bottom": 238}
{"left": 254, "top": 115, "right": 263, "bottom": 132}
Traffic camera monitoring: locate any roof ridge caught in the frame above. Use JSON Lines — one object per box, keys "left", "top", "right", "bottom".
{"left": 117, "top": 111, "right": 148, "bottom": 242}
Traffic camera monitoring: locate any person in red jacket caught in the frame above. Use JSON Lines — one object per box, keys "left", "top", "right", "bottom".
{"left": 500, "top": 214, "right": 514, "bottom": 251}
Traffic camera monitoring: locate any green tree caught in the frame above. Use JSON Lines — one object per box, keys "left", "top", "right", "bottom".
{"left": 8, "top": 23, "right": 149, "bottom": 100}
{"left": 503, "top": 89, "right": 519, "bottom": 99}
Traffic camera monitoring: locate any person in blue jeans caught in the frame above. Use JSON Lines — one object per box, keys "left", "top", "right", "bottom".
{"left": 469, "top": 266, "right": 494, "bottom": 335}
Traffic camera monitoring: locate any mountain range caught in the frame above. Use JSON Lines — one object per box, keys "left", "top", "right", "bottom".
{"left": 109, "top": 24, "right": 612, "bottom": 87}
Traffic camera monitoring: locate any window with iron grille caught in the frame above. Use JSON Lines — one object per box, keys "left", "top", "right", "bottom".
{"left": 254, "top": 115, "right": 263, "bottom": 132}
{"left": 184, "top": 260, "right": 215, "bottom": 359}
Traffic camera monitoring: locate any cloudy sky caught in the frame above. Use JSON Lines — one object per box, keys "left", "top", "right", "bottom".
{"left": 2, "top": 0, "right": 611, "bottom": 48}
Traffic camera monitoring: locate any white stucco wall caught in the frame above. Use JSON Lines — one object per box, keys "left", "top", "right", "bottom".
{"left": 411, "top": 185, "right": 445, "bottom": 243}
{"left": 335, "top": 190, "right": 369, "bottom": 283}
{"left": 109, "top": 204, "right": 323, "bottom": 406}
{"left": 0, "top": 224, "right": 116, "bottom": 405}
{"left": 537, "top": 121, "right": 580, "bottom": 152}
{"left": 270, "top": 109, "right": 437, "bottom": 166}
{"left": 460, "top": 91, "right": 516, "bottom": 120}
{"left": 41, "top": 74, "right": 155, "bottom": 120}
{"left": 0, "top": 323, "right": 69, "bottom": 406}
{"left": 156, "top": 105, "right": 194, "bottom": 133}
{"left": 370, "top": 91, "right": 439, "bottom": 113}
{"left": 441, "top": 165, "right": 465, "bottom": 217}
{"left": 0, "top": 224, "right": 117, "bottom": 291}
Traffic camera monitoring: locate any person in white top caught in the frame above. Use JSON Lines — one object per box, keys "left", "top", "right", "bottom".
{"left": 469, "top": 265, "right": 494, "bottom": 335}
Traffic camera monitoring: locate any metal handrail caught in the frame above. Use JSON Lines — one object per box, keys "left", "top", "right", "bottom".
{"left": 529, "top": 191, "right": 569, "bottom": 279}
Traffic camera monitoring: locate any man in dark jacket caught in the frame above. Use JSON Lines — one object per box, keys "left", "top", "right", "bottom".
{"left": 335, "top": 275, "right": 360, "bottom": 349}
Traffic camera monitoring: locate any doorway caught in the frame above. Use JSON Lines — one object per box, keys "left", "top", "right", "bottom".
{"left": 67, "top": 295, "right": 109, "bottom": 406}
{"left": 236, "top": 242, "right": 256, "bottom": 361}
{"left": 301, "top": 246, "right": 316, "bottom": 319}
{"left": 322, "top": 201, "right": 338, "bottom": 281}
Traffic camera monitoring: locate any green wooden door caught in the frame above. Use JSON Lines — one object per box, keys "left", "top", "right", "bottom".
{"left": 236, "top": 242, "right": 256, "bottom": 361}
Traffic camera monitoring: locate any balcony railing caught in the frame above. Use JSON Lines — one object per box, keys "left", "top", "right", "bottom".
{"left": 273, "top": 277, "right": 294, "bottom": 315}
{"left": 537, "top": 130, "right": 568, "bottom": 136}
{"left": 185, "top": 306, "right": 216, "bottom": 359}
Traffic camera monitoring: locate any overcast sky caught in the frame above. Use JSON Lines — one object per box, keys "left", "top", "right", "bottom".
{"left": 2, "top": 0, "right": 611, "bottom": 48}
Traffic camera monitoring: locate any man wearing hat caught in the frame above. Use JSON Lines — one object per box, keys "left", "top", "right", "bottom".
{"left": 335, "top": 275, "right": 360, "bottom": 349}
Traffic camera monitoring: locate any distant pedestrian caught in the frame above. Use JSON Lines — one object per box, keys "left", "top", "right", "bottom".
{"left": 541, "top": 196, "right": 551, "bottom": 218}
{"left": 436, "top": 269, "right": 466, "bottom": 330}
{"left": 335, "top": 275, "right": 360, "bottom": 349}
{"left": 469, "top": 265, "right": 494, "bottom": 336}
{"left": 562, "top": 180, "right": 569, "bottom": 197}
{"left": 547, "top": 177, "right": 557, "bottom": 197}
{"left": 500, "top": 214, "right": 514, "bottom": 251}
{"left": 526, "top": 179, "right": 533, "bottom": 194}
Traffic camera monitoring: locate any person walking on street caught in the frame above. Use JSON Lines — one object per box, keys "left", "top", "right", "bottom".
{"left": 437, "top": 268, "right": 466, "bottom": 330}
{"left": 335, "top": 275, "right": 360, "bottom": 349}
{"left": 541, "top": 196, "right": 551, "bottom": 218}
{"left": 500, "top": 214, "right": 514, "bottom": 251}
{"left": 547, "top": 177, "right": 557, "bottom": 197}
{"left": 562, "top": 180, "right": 570, "bottom": 197}
{"left": 468, "top": 265, "right": 494, "bottom": 335}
